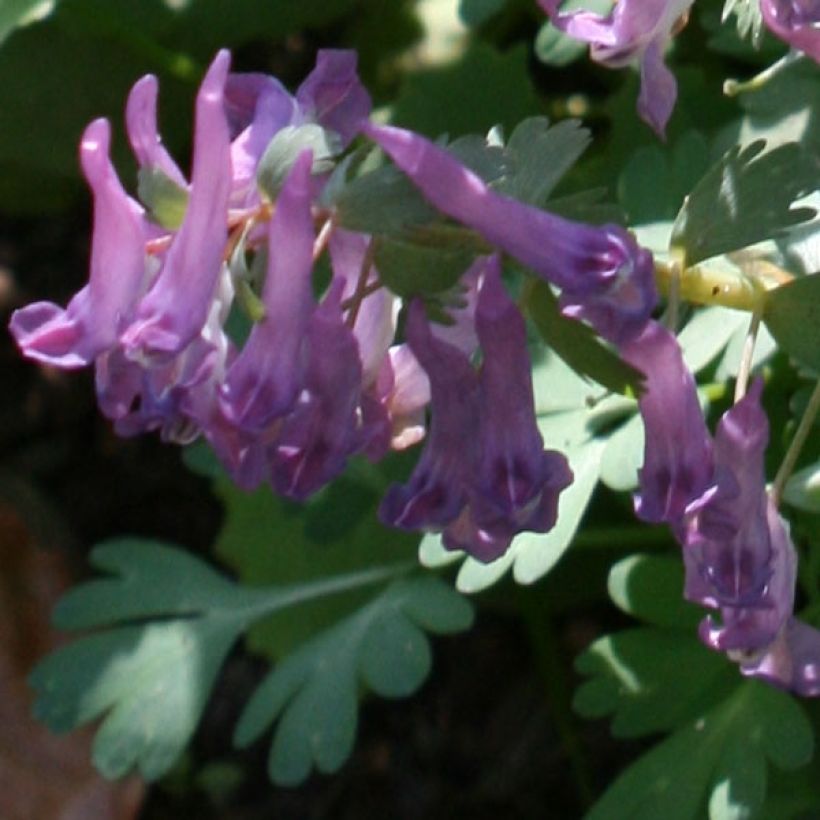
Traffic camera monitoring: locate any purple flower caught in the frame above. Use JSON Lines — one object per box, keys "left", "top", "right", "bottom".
{"left": 380, "top": 263, "right": 572, "bottom": 563}
{"left": 126, "top": 74, "right": 187, "bottom": 189}
{"left": 465, "top": 257, "right": 572, "bottom": 545}
{"left": 121, "top": 50, "right": 233, "bottom": 362}
{"left": 271, "top": 279, "right": 364, "bottom": 500}
{"left": 740, "top": 617, "right": 820, "bottom": 697}
{"left": 681, "top": 381, "right": 788, "bottom": 651}
{"left": 761, "top": 0, "right": 820, "bottom": 62}
{"left": 295, "top": 50, "right": 372, "bottom": 147}
{"left": 363, "top": 122, "right": 656, "bottom": 344}
{"left": 538, "top": 0, "right": 694, "bottom": 137}
{"left": 219, "top": 150, "right": 315, "bottom": 430}
{"left": 9, "top": 119, "right": 147, "bottom": 368}
{"left": 379, "top": 300, "right": 481, "bottom": 530}
{"left": 620, "top": 321, "right": 713, "bottom": 524}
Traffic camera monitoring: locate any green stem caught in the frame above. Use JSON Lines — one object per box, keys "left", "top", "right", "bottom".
{"left": 734, "top": 309, "right": 762, "bottom": 403}
{"left": 232, "top": 561, "right": 415, "bottom": 623}
{"left": 521, "top": 591, "right": 595, "bottom": 810}
{"left": 771, "top": 379, "right": 820, "bottom": 507}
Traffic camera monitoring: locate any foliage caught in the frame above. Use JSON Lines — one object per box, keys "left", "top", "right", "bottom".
{"left": 30, "top": 539, "right": 472, "bottom": 784}
{"left": 578, "top": 555, "right": 815, "bottom": 820}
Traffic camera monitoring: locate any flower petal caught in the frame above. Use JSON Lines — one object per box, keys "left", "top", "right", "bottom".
{"left": 122, "top": 50, "right": 233, "bottom": 361}
{"left": 220, "top": 149, "right": 315, "bottom": 430}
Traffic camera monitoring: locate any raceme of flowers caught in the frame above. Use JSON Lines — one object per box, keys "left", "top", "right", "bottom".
{"left": 8, "top": 37, "right": 819, "bottom": 695}
{"left": 539, "top": 0, "right": 820, "bottom": 136}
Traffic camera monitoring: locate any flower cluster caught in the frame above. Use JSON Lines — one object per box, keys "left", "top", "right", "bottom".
{"left": 624, "top": 321, "right": 820, "bottom": 695}
{"left": 14, "top": 48, "right": 643, "bottom": 561}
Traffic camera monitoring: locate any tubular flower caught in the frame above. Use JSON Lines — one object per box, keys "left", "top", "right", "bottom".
{"left": 8, "top": 119, "right": 147, "bottom": 368}
{"left": 363, "top": 121, "right": 656, "bottom": 344}
{"left": 380, "top": 263, "right": 572, "bottom": 563}
{"left": 538, "top": 0, "right": 694, "bottom": 137}
{"left": 681, "top": 381, "right": 785, "bottom": 651}
{"left": 463, "top": 258, "right": 573, "bottom": 554}
{"left": 379, "top": 300, "right": 481, "bottom": 532}
{"left": 620, "top": 321, "right": 713, "bottom": 524}
{"left": 121, "top": 50, "right": 233, "bottom": 362}
{"left": 9, "top": 49, "right": 393, "bottom": 500}
{"left": 760, "top": 0, "right": 820, "bottom": 62}
{"left": 219, "top": 150, "right": 316, "bottom": 431}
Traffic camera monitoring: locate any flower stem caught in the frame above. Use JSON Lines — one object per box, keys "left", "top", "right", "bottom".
{"left": 345, "top": 241, "right": 377, "bottom": 329}
{"left": 313, "top": 216, "right": 335, "bottom": 263}
{"left": 723, "top": 50, "right": 804, "bottom": 97}
{"left": 734, "top": 309, "right": 761, "bottom": 403}
{"left": 521, "top": 591, "right": 595, "bottom": 810}
{"left": 771, "top": 379, "right": 820, "bottom": 507}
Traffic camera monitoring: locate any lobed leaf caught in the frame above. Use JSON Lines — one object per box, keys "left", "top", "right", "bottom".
{"left": 585, "top": 682, "right": 814, "bottom": 820}
{"left": 233, "top": 577, "right": 473, "bottom": 786}
{"left": 31, "top": 539, "right": 414, "bottom": 782}
{"left": 763, "top": 273, "right": 820, "bottom": 373}
{"left": 671, "top": 140, "right": 820, "bottom": 267}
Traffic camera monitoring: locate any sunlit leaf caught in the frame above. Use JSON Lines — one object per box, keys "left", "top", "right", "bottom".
{"left": 671, "top": 140, "right": 820, "bottom": 267}
{"left": 31, "top": 539, "right": 409, "bottom": 781}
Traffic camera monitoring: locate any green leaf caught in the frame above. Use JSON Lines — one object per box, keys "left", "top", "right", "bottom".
{"left": 671, "top": 141, "right": 820, "bottom": 267}
{"left": 619, "top": 131, "right": 710, "bottom": 226}
{"left": 256, "top": 124, "right": 341, "bottom": 201}
{"left": 763, "top": 274, "right": 820, "bottom": 373}
{"left": 586, "top": 681, "right": 814, "bottom": 820}
{"left": 525, "top": 280, "right": 646, "bottom": 396}
{"left": 0, "top": 0, "right": 56, "bottom": 46}
{"left": 574, "top": 628, "right": 734, "bottom": 739}
{"left": 233, "top": 577, "right": 473, "bottom": 786}
{"left": 607, "top": 554, "right": 704, "bottom": 631}
{"left": 137, "top": 166, "right": 188, "bottom": 230}
{"left": 495, "top": 117, "right": 591, "bottom": 207}
{"left": 331, "top": 154, "right": 437, "bottom": 235}
{"left": 30, "top": 538, "right": 409, "bottom": 781}
{"left": 372, "top": 232, "right": 476, "bottom": 297}
{"left": 783, "top": 461, "right": 820, "bottom": 514}
{"left": 211, "top": 465, "right": 421, "bottom": 659}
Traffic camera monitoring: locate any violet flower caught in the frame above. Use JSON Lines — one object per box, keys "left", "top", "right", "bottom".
{"left": 295, "top": 50, "right": 373, "bottom": 147}
{"left": 126, "top": 74, "right": 188, "bottom": 189}
{"left": 363, "top": 122, "right": 656, "bottom": 344}
{"left": 9, "top": 119, "right": 146, "bottom": 368}
{"left": 271, "top": 279, "right": 364, "bottom": 500}
{"left": 539, "top": 0, "right": 694, "bottom": 137}
{"left": 741, "top": 616, "right": 820, "bottom": 697}
{"left": 121, "top": 50, "right": 233, "bottom": 362}
{"left": 379, "top": 300, "right": 481, "bottom": 531}
{"left": 681, "top": 381, "right": 787, "bottom": 651}
{"left": 466, "top": 258, "right": 573, "bottom": 544}
{"left": 219, "top": 150, "right": 315, "bottom": 431}
{"left": 761, "top": 0, "right": 820, "bottom": 62}
{"left": 620, "top": 321, "right": 713, "bottom": 524}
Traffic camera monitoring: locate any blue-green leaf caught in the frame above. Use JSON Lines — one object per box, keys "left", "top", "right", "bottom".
{"left": 671, "top": 141, "right": 820, "bottom": 267}
{"left": 30, "top": 538, "right": 410, "bottom": 781}
{"left": 233, "top": 577, "right": 473, "bottom": 786}
{"left": 586, "top": 682, "right": 814, "bottom": 820}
